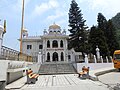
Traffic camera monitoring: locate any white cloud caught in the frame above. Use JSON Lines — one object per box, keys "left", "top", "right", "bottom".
{"left": 78, "top": 0, "right": 120, "bottom": 17}
{"left": 56, "top": 19, "right": 66, "bottom": 26}
{"left": 46, "top": 11, "right": 66, "bottom": 21}
{"left": 10, "top": 0, "right": 30, "bottom": 13}
{"left": 32, "top": 0, "right": 59, "bottom": 17}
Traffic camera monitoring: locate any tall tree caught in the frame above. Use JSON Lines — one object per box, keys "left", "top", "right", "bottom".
{"left": 98, "top": 13, "right": 119, "bottom": 55}
{"left": 97, "top": 13, "right": 110, "bottom": 57}
{"left": 112, "top": 13, "right": 120, "bottom": 46}
{"left": 106, "top": 20, "right": 119, "bottom": 56}
{"left": 68, "top": 0, "right": 88, "bottom": 55}
{"left": 88, "top": 26, "right": 110, "bottom": 58}
{"left": 97, "top": 13, "right": 108, "bottom": 36}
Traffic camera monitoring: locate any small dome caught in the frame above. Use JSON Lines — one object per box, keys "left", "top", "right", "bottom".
{"left": 49, "top": 23, "right": 60, "bottom": 30}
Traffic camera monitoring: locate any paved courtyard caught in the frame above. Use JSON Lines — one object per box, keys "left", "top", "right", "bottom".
{"left": 20, "top": 74, "right": 109, "bottom": 90}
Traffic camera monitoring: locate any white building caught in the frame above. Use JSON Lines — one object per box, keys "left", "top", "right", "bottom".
{"left": 22, "top": 23, "right": 82, "bottom": 63}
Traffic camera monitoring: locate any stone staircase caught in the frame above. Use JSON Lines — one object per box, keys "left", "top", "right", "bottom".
{"left": 38, "top": 62, "right": 77, "bottom": 74}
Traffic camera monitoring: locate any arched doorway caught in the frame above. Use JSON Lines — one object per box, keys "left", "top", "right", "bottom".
{"left": 53, "top": 52, "right": 58, "bottom": 61}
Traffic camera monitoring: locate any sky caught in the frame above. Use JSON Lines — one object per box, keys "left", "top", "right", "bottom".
{"left": 0, "top": 0, "right": 120, "bottom": 51}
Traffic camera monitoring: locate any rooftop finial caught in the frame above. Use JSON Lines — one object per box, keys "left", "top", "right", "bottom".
{"left": 53, "top": 22, "right": 56, "bottom": 25}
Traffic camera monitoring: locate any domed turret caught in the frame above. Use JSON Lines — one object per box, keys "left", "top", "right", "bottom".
{"left": 48, "top": 23, "right": 61, "bottom": 33}
{"left": 49, "top": 24, "right": 60, "bottom": 30}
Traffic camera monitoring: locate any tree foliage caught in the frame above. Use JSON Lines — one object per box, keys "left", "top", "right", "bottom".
{"left": 106, "top": 20, "right": 119, "bottom": 55}
{"left": 68, "top": 0, "right": 88, "bottom": 54}
{"left": 112, "top": 12, "right": 120, "bottom": 46}
{"left": 89, "top": 13, "right": 119, "bottom": 57}
{"left": 88, "top": 26, "right": 109, "bottom": 58}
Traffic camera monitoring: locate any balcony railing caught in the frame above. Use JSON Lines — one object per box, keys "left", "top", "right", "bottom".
{"left": 0, "top": 46, "right": 33, "bottom": 62}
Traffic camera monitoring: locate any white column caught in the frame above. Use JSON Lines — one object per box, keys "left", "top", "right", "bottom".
{"left": 38, "top": 52, "right": 42, "bottom": 64}
{"left": 85, "top": 54, "right": 88, "bottom": 64}
{"left": 100, "top": 56, "right": 103, "bottom": 63}
{"left": 0, "top": 25, "right": 4, "bottom": 55}
{"left": 110, "top": 56, "right": 113, "bottom": 63}
{"left": 96, "top": 46, "right": 100, "bottom": 60}
{"left": 106, "top": 56, "right": 109, "bottom": 63}
{"left": 94, "top": 55, "right": 97, "bottom": 63}
{"left": 58, "top": 40, "right": 60, "bottom": 48}
{"left": 50, "top": 52, "right": 52, "bottom": 62}
{"left": 58, "top": 52, "right": 61, "bottom": 61}
{"left": 50, "top": 40, "right": 52, "bottom": 48}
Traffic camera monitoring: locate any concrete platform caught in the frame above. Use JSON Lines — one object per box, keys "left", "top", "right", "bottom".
{"left": 5, "top": 76, "right": 27, "bottom": 89}
{"left": 5, "top": 67, "right": 115, "bottom": 90}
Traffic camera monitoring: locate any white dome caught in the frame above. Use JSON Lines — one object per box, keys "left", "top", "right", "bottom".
{"left": 48, "top": 23, "right": 61, "bottom": 33}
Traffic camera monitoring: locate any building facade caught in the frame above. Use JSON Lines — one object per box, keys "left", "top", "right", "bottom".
{"left": 22, "top": 23, "right": 74, "bottom": 62}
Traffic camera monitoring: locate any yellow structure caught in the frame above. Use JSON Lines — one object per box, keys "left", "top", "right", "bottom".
{"left": 113, "top": 50, "right": 120, "bottom": 71}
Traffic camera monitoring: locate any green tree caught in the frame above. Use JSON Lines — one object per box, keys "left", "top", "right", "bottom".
{"left": 68, "top": 0, "right": 88, "bottom": 55}
{"left": 106, "top": 20, "right": 119, "bottom": 55}
{"left": 98, "top": 13, "right": 119, "bottom": 55}
{"left": 97, "top": 13, "right": 110, "bottom": 57}
{"left": 88, "top": 26, "right": 110, "bottom": 58}
{"left": 112, "top": 13, "right": 120, "bottom": 46}
{"left": 97, "top": 13, "right": 107, "bottom": 35}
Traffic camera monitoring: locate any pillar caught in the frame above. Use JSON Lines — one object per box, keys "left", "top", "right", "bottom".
{"left": 94, "top": 55, "right": 97, "bottom": 63}
{"left": 50, "top": 52, "right": 52, "bottom": 62}
{"left": 100, "top": 56, "right": 103, "bottom": 63}
{"left": 38, "top": 52, "right": 42, "bottom": 64}
{"left": 0, "top": 25, "right": 4, "bottom": 55}
{"left": 106, "top": 56, "right": 109, "bottom": 63}
{"left": 85, "top": 54, "right": 88, "bottom": 64}
{"left": 110, "top": 56, "right": 113, "bottom": 63}
{"left": 50, "top": 40, "right": 52, "bottom": 48}
{"left": 96, "top": 45, "right": 100, "bottom": 60}
{"left": 58, "top": 40, "right": 60, "bottom": 48}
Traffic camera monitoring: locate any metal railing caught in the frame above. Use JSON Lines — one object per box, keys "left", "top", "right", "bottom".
{"left": 0, "top": 46, "right": 33, "bottom": 62}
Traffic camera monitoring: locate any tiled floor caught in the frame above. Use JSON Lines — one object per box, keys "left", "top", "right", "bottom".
{"left": 21, "top": 74, "right": 108, "bottom": 90}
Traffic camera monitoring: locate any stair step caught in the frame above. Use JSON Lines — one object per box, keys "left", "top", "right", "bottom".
{"left": 38, "top": 62, "right": 77, "bottom": 74}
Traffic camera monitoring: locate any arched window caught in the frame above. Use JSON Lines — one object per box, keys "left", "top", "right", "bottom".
{"left": 52, "top": 40, "right": 58, "bottom": 48}
{"left": 47, "top": 40, "right": 50, "bottom": 48}
{"left": 61, "top": 52, "right": 64, "bottom": 61}
{"left": 47, "top": 52, "right": 50, "bottom": 62}
{"left": 60, "top": 40, "right": 63, "bottom": 48}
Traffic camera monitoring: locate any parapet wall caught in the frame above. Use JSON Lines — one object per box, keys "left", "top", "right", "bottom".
{"left": 0, "top": 60, "right": 9, "bottom": 81}
{"left": 0, "top": 60, "right": 34, "bottom": 84}
{"left": 74, "top": 63, "right": 114, "bottom": 73}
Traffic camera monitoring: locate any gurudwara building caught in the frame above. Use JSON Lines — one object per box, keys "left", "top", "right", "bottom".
{"left": 21, "top": 23, "right": 80, "bottom": 63}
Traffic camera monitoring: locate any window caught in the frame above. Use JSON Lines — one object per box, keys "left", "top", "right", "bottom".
{"left": 39, "top": 45, "right": 43, "bottom": 49}
{"left": 60, "top": 40, "right": 63, "bottom": 48}
{"left": 52, "top": 40, "right": 58, "bottom": 48}
{"left": 27, "top": 45, "right": 32, "bottom": 49}
{"left": 47, "top": 40, "right": 50, "bottom": 48}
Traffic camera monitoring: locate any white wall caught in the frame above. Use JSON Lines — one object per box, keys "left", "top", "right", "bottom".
{"left": 75, "top": 63, "right": 114, "bottom": 72}
{"left": 7, "top": 71, "right": 23, "bottom": 84}
{"left": 0, "top": 60, "right": 9, "bottom": 81}
{"left": 28, "top": 63, "right": 41, "bottom": 73}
